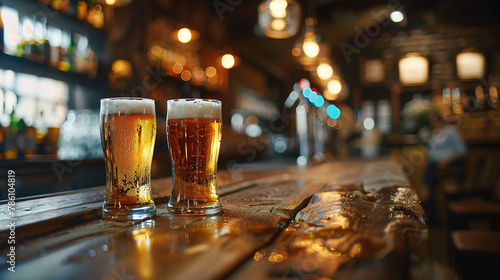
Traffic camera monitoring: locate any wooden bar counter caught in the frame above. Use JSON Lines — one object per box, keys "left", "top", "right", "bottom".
{"left": 0, "top": 158, "right": 434, "bottom": 280}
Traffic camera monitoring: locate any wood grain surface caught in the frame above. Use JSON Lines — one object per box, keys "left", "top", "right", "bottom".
{"left": 0, "top": 159, "right": 432, "bottom": 280}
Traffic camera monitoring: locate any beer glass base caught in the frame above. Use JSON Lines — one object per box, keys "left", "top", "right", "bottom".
{"left": 167, "top": 204, "right": 221, "bottom": 215}
{"left": 102, "top": 204, "right": 156, "bottom": 221}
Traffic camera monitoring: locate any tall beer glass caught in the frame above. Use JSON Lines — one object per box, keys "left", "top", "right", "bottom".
{"left": 166, "top": 99, "right": 222, "bottom": 215}
{"left": 100, "top": 98, "right": 157, "bottom": 221}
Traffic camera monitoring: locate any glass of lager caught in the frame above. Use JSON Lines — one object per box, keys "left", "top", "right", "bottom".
{"left": 166, "top": 98, "right": 222, "bottom": 215}
{"left": 100, "top": 98, "right": 157, "bottom": 221}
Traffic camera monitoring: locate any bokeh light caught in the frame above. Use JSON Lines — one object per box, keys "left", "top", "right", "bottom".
{"left": 363, "top": 118, "right": 375, "bottom": 130}
{"left": 327, "top": 104, "right": 341, "bottom": 119}
{"left": 271, "top": 18, "right": 286, "bottom": 31}
{"left": 390, "top": 11, "right": 404, "bottom": 23}
{"left": 205, "top": 66, "right": 217, "bottom": 78}
{"left": 180, "top": 70, "right": 191, "bottom": 81}
{"left": 297, "top": 155, "right": 307, "bottom": 166}
{"left": 172, "top": 63, "right": 183, "bottom": 74}
{"left": 313, "top": 95, "right": 324, "bottom": 107}
{"left": 177, "top": 28, "right": 192, "bottom": 43}
{"left": 221, "top": 54, "right": 235, "bottom": 69}
{"left": 303, "top": 38, "right": 319, "bottom": 58}
{"left": 316, "top": 63, "right": 333, "bottom": 80}
{"left": 303, "top": 87, "right": 312, "bottom": 98}
{"left": 300, "top": 78, "right": 310, "bottom": 90}
{"left": 308, "top": 92, "right": 318, "bottom": 103}
{"left": 327, "top": 79, "right": 342, "bottom": 95}
{"left": 269, "top": 0, "right": 288, "bottom": 18}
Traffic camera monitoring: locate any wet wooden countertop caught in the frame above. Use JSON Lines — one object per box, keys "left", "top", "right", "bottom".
{"left": 0, "top": 158, "right": 435, "bottom": 280}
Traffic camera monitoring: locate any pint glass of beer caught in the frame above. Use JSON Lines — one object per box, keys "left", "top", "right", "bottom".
{"left": 100, "top": 98, "right": 157, "bottom": 221}
{"left": 166, "top": 98, "right": 222, "bottom": 215}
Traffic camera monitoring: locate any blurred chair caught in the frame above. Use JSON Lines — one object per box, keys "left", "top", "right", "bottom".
{"left": 442, "top": 149, "right": 500, "bottom": 202}
{"left": 447, "top": 153, "right": 500, "bottom": 280}
{"left": 445, "top": 149, "right": 500, "bottom": 231}
{"left": 450, "top": 230, "right": 500, "bottom": 280}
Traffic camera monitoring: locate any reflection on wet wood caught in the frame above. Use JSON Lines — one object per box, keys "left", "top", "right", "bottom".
{"left": 229, "top": 183, "right": 429, "bottom": 280}
{"left": 0, "top": 171, "right": 284, "bottom": 242}
{"left": 0, "top": 178, "right": 325, "bottom": 279}
{"left": 0, "top": 159, "right": 431, "bottom": 280}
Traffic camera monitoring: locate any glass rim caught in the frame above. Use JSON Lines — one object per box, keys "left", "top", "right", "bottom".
{"left": 167, "top": 98, "right": 221, "bottom": 104}
{"left": 101, "top": 97, "right": 155, "bottom": 102}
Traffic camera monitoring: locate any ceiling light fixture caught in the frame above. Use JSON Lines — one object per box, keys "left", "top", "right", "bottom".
{"left": 171, "top": 28, "right": 200, "bottom": 44}
{"left": 258, "top": 0, "right": 301, "bottom": 39}
{"left": 398, "top": 53, "right": 429, "bottom": 85}
{"left": 316, "top": 62, "right": 333, "bottom": 80}
{"left": 104, "top": 0, "right": 133, "bottom": 7}
{"left": 221, "top": 54, "right": 235, "bottom": 69}
{"left": 390, "top": 11, "right": 404, "bottom": 23}
{"left": 302, "top": 18, "right": 319, "bottom": 58}
{"left": 456, "top": 50, "right": 485, "bottom": 80}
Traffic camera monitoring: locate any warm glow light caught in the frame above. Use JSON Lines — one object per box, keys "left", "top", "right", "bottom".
{"left": 172, "top": 63, "right": 183, "bottom": 74}
{"left": 205, "top": 66, "right": 217, "bottom": 78}
{"left": 303, "top": 38, "right": 319, "bottom": 58}
{"left": 181, "top": 70, "right": 192, "bottom": 81}
{"left": 105, "top": 0, "right": 116, "bottom": 5}
{"left": 475, "top": 85, "right": 485, "bottom": 101}
{"left": 456, "top": 52, "right": 485, "bottom": 80}
{"left": 269, "top": 0, "right": 288, "bottom": 18}
{"left": 111, "top": 60, "right": 132, "bottom": 76}
{"left": 271, "top": 19, "right": 286, "bottom": 31}
{"left": 1, "top": 7, "right": 20, "bottom": 54}
{"left": 221, "top": 54, "right": 235, "bottom": 69}
{"left": 364, "top": 59, "right": 385, "bottom": 83}
{"left": 316, "top": 63, "right": 333, "bottom": 80}
{"left": 327, "top": 79, "right": 342, "bottom": 94}
{"left": 193, "top": 68, "right": 206, "bottom": 83}
{"left": 291, "top": 47, "right": 301, "bottom": 56}
{"left": 324, "top": 90, "right": 339, "bottom": 101}
{"left": 132, "top": 224, "right": 154, "bottom": 280}
{"left": 177, "top": 28, "right": 192, "bottom": 43}
{"left": 258, "top": 0, "right": 300, "bottom": 39}
{"left": 399, "top": 54, "right": 428, "bottom": 84}
{"left": 490, "top": 86, "right": 498, "bottom": 102}
{"left": 390, "top": 11, "right": 404, "bottom": 23}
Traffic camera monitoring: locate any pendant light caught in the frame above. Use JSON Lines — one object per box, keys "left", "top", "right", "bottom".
{"left": 258, "top": 0, "right": 301, "bottom": 39}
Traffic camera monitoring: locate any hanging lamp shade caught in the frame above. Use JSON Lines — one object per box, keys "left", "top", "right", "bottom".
{"left": 104, "top": 0, "right": 133, "bottom": 7}
{"left": 398, "top": 53, "right": 429, "bottom": 85}
{"left": 258, "top": 0, "right": 301, "bottom": 39}
{"left": 456, "top": 51, "right": 485, "bottom": 80}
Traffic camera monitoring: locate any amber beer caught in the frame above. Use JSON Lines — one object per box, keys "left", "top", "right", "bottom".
{"left": 100, "top": 98, "right": 157, "bottom": 221}
{"left": 166, "top": 99, "right": 222, "bottom": 215}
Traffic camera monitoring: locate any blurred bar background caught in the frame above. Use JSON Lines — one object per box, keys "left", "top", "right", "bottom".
{"left": 0, "top": 0, "right": 498, "bottom": 199}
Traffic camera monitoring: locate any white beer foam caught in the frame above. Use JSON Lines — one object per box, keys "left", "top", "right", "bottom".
{"left": 101, "top": 98, "right": 155, "bottom": 115}
{"left": 167, "top": 99, "right": 221, "bottom": 119}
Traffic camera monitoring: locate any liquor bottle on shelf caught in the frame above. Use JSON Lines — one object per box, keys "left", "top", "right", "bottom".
{"left": 57, "top": 30, "right": 71, "bottom": 72}
{"left": 15, "top": 38, "right": 24, "bottom": 57}
{"left": 87, "top": 4, "right": 104, "bottom": 29}
{"left": 15, "top": 117, "right": 27, "bottom": 159}
{"left": 68, "top": 35, "right": 75, "bottom": 72}
{"left": 77, "top": 0, "right": 87, "bottom": 21}
{"left": 0, "top": 5, "right": 4, "bottom": 52}
{"left": 47, "top": 25, "right": 61, "bottom": 68}
{"left": 25, "top": 125, "right": 37, "bottom": 156}
{"left": 5, "top": 110, "right": 19, "bottom": 159}
{"left": 51, "top": 0, "right": 69, "bottom": 14}
{"left": 37, "top": 0, "right": 51, "bottom": 5}
{"left": 34, "top": 16, "right": 48, "bottom": 63}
